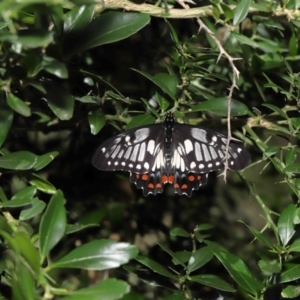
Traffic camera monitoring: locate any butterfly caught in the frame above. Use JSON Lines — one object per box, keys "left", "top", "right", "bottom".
{"left": 92, "top": 113, "right": 250, "bottom": 196}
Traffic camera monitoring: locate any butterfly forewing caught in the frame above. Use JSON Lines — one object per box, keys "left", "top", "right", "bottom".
{"left": 92, "top": 124, "right": 164, "bottom": 174}
{"left": 172, "top": 124, "right": 251, "bottom": 174}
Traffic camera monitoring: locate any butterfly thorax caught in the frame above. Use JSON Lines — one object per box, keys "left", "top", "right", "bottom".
{"left": 163, "top": 114, "right": 175, "bottom": 174}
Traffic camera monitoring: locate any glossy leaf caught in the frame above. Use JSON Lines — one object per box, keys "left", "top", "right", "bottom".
{"left": 278, "top": 204, "right": 296, "bottom": 247}
{"left": 29, "top": 173, "right": 57, "bottom": 194}
{"left": 282, "top": 285, "right": 300, "bottom": 298}
{"left": 191, "top": 98, "right": 250, "bottom": 116}
{"left": 284, "top": 163, "right": 300, "bottom": 173}
{"left": 212, "top": 249, "right": 258, "bottom": 296}
{"left": 132, "top": 69, "right": 177, "bottom": 101}
{"left": 0, "top": 197, "right": 32, "bottom": 208}
{"left": 6, "top": 93, "right": 31, "bottom": 117}
{"left": 65, "top": 223, "right": 99, "bottom": 234}
{"left": 50, "top": 240, "right": 138, "bottom": 270}
{"left": 280, "top": 264, "right": 300, "bottom": 283}
{"left": 258, "top": 259, "right": 281, "bottom": 274}
{"left": 190, "top": 274, "right": 236, "bottom": 292}
{"left": 154, "top": 73, "right": 178, "bottom": 97}
{"left": 88, "top": 109, "right": 106, "bottom": 135}
{"left": 75, "top": 12, "right": 150, "bottom": 53}
{"left": 20, "top": 198, "right": 46, "bottom": 221}
{"left": 125, "top": 114, "right": 156, "bottom": 130}
{"left": 233, "top": 0, "right": 251, "bottom": 25}
{"left": 63, "top": 278, "right": 130, "bottom": 300}
{"left": 44, "top": 82, "right": 74, "bottom": 120}
{"left": 187, "top": 246, "right": 214, "bottom": 273}
{"left": 11, "top": 186, "right": 36, "bottom": 201}
{"left": 285, "top": 148, "right": 297, "bottom": 166}
{"left": 42, "top": 57, "right": 68, "bottom": 79}
{"left": 33, "top": 151, "right": 59, "bottom": 171}
{"left": 0, "top": 151, "right": 37, "bottom": 170}
{"left": 135, "top": 256, "right": 178, "bottom": 279}
{"left": 39, "top": 190, "right": 67, "bottom": 259}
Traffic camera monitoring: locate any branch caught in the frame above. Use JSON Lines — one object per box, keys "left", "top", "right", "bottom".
{"left": 96, "top": 0, "right": 300, "bottom": 20}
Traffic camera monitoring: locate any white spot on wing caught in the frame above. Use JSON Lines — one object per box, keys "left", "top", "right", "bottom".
{"left": 124, "top": 147, "right": 132, "bottom": 159}
{"left": 130, "top": 144, "right": 140, "bottom": 161}
{"left": 118, "top": 149, "right": 124, "bottom": 158}
{"left": 190, "top": 161, "right": 196, "bottom": 169}
{"left": 147, "top": 140, "right": 155, "bottom": 155}
{"left": 144, "top": 162, "right": 149, "bottom": 170}
{"left": 199, "top": 164, "right": 204, "bottom": 169}
{"left": 180, "top": 157, "right": 185, "bottom": 172}
{"left": 218, "top": 150, "right": 224, "bottom": 159}
{"left": 184, "top": 139, "right": 194, "bottom": 154}
{"left": 237, "top": 147, "right": 242, "bottom": 153}
{"left": 121, "top": 162, "right": 126, "bottom": 166}
{"left": 136, "top": 164, "right": 141, "bottom": 169}
{"left": 134, "top": 128, "right": 150, "bottom": 143}
{"left": 129, "top": 163, "right": 133, "bottom": 168}
{"left": 108, "top": 161, "right": 111, "bottom": 165}
{"left": 195, "top": 142, "right": 202, "bottom": 161}
{"left": 114, "top": 161, "right": 118, "bottom": 166}
{"left": 111, "top": 145, "right": 120, "bottom": 159}
{"left": 202, "top": 144, "right": 211, "bottom": 161}
{"left": 212, "top": 136, "right": 217, "bottom": 142}
{"left": 209, "top": 147, "right": 218, "bottom": 160}
{"left": 101, "top": 147, "right": 106, "bottom": 153}
{"left": 138, "top": 142, "right": 146, "bottom": 161}
{"left": 191, "top": 128, "right": 207, "bottom": 142}
{"left": 216, "top": 162, "right": 220, "bottom": 166}
{"left": 208, "top": 163, "right": 212, "bottom": 168}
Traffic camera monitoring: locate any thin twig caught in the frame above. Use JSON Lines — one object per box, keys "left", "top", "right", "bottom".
{"left": 175, "top": 0, "right": 240, "bottom": 182}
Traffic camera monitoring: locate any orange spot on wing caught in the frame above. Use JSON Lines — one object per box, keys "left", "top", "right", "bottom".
{"left": 148, "top": 183, "right": 154, "bottom": 189}
{"left": 142, "top": 174, "right": 149, "bottom": 181}
{"left": 197, "top": 175, "right": 201, "bottom": 180}
{"left": 188, "top": 175, "right": 195, "bottom": 182}
{"left": 156, "top": 183, "right": 162, "bottom": 188}
{"left": 181, "top": 184, "right": 188, "bottom": 189}
{"left": 162, "top": 175, "right": 168, "bottom": 183}
{"left": 174, "top": 183, "right": 179, "bottom": 189}
{"left": 135, "top": 174, "right": 140, "bottom": 179}
{"left": 168, "top": 175, "right": 175, "bottom": 183}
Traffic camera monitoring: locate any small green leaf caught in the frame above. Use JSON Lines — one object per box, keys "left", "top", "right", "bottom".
{"left": 50, "top": 240, "right": 138, "bottom": 270}
{"left": 170, "top": 227, "right": 190, "bottom": 237}
{"left": 233, "top": 0, "right": 251, "bottom": 25}
{"left": 29, "top": 173, "right": 57, "bottom": 194}
{"left": 289, "top": 239, "right": 300, "bottom": 253}
{"left": 262, "top": 104, "right": 288, "bottom": 120}
{"left": 190, "top": 274, "right": 236, "bottom": 292}
{"left": 278, "top": 204, "right": 296, "bottom": 247}
{"left": 284, "top": 163, "right": 300, "bottom": 173}
{"left": 125, "top": 114, "right": 156, "bottom": 130}
{"left": 65, "top": 223, "right": 99, "bottom": 234}
{"left": 33, "top": 151, "right": 59, "bottom": 171}
{"left": 88, "top": 109, "right": 106, "bottom": 135}
{"left": 20, "top": 198, "right": 46, "bottom": 221}
{"left": 187, "top": 246, "right": 214, "bottom": 273}
{"left": 154, "top": 73, "right": 178, "bottom": 97}
{"left": 280, "top": 264, "right": 300, "bottom": 283}
{"left": 0, "top": 197, "right": 32, "bottom": 208}
{"left": 285, "top": 148, "right": 297, "bottom": 167}
{"left": 39, "top": 190, "right": 67, "bottom": 259}
{"left": 63, "top": 278, "right": 130, "bottom": 300}
{"left": 282, "top": 285, "right": 300, "bottom": 298}
{"left": 230, "top": 32, "right": 258, "bottom": 48}
{"left": 7, "top": 93, "right": 31, "bottom": 117}
{"left": 135, "top": 256, "right": 178, "bottom": 279}
{"left": 258, "top": 259, "right": 281, "bottom": 274}
{"left": 0, "top": 151, "right": 37, "bottom": 170}
{"left": 42, "top": 57, "right": 69, "bottom": 79}
{"left": 191, "top": 98, "right": 250, "bottom": 116}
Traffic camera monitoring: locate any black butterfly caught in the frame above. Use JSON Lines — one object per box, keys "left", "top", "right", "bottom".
{"left": 93, "top": 113, "right": 250, "bottom": 196}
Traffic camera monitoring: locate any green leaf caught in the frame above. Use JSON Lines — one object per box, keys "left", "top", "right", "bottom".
{"left": 0, "top": 197, "right": 32, "bottom": 208}
{"left": 289, "top": 239, "right": 300, "bottom": 252}
{"left": 20, "top": 198, "right": 46, "bottom": 221}
{"left": 50, "top": 240, "right": 138, "bottom": 270}
{"left": 264, "top": 146, "right": 281, "bottom": 157}
{"left": 135, "top": 256, "right": 178, "bottom": 279}
{"left": 33, "top": 151, "right": 59, "bottom": 171}
{"left": 190, "top": 274, "right": 236, "bottom": 292}
{"left": 74, "top": 12, "right": 150, "bottom": 53}
{"left": 191, "top": 98, "right": 250, "bottom": 116}
{"left": 44, "top": 82, "right": 74, "bottom": 120}
{"left": 284, "top": 163, "right": 300, "bottom": 173}
{"left": 63, "top": 278, "right": 130, "bottom": 300}
{"left": 220, "top": 3, "right": 233, "bottom": 21}
{"left": 262, "top": 103, "right": 289, "bottom": 120}
{"left": 64, "top": 5, "right": 95, "bottom": 34}
{"left": 42, "top": 57, "right": 69, "bottom": 79}
{"left": 233, "top": 0, "right": 251, "bottom": 25}
{"left": 281, "top": 285, "right": 300, "bottom": 298}
{"left": 88, "top": 109, "right": 106, "bottom": 135}
{"left": 230, "top": 32, "right": 258, "bottom": 48}
{"left": 0, "top": 104, "right": 13, "bottom": 148}
{"left": 15, "top": 232, "right": 40, "bottom": 274}
{"left": 39, "top": 190, "right": 67, "bottom": 259}
{"left": 11, "top": 186, "right": 36, "bottom": 201}
{"left": 0, "top": 151, "right": 37, "bottom": 170}
{"left": 29, "top": 173, "right": 57, "bottom": 194}
{"left": 132, "top": 69, "right": 177, "bottom": 101}
{"left": 278, "top": 204, "right": 296, "bottom": 247}
{"left": 212, "top": 249, "right": 258, "bottom": 296}
{"left": 170, "top": 227, "right": 190, "bottom": 237}
{"left": 280, "top": 264, "right": 300, "bottom": 283}
{"left": 258, "top": 259, "right": 281, "bottom": 274}
{"left": 285, "top": 148, "right": 297, "bottom": 166}
{"left": 125, "top": 114, "right": 156, "bottom": 130}
{"left": 187, "top": 246, "right": 214, "bottom": 273}
{"left": 65, "top": 223, "right": 99, "bottom": 234}
{"left": 6, "top": 93, "right": 31, "bottom": 117}
{"left": 17, "top": 29, "right": 53, "bottom": 48}
{"left": 154, "top": 73, "right": 178, "bottom": 97}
